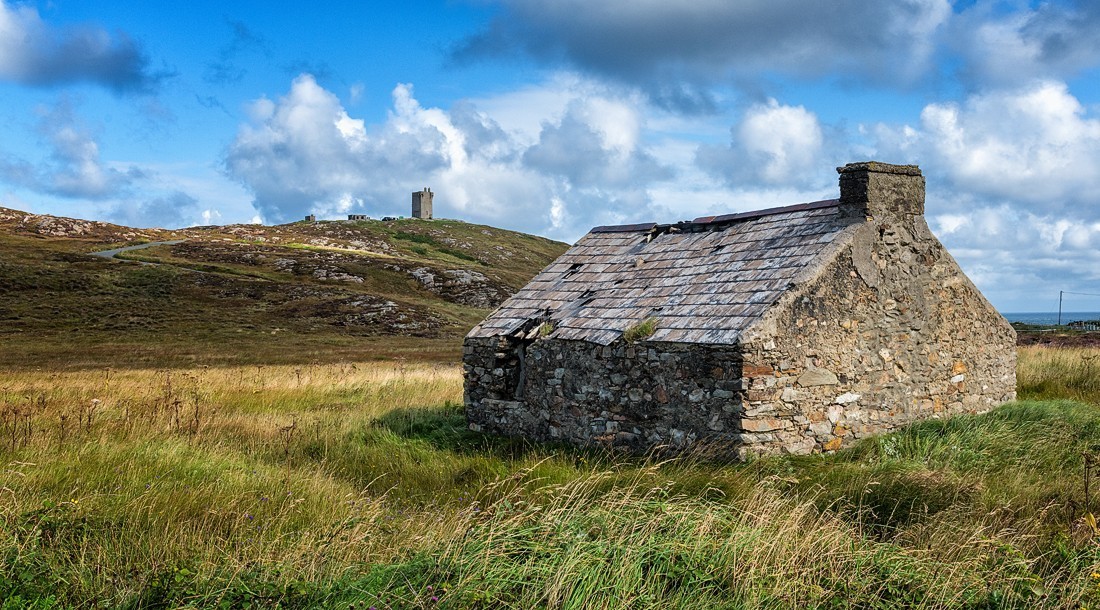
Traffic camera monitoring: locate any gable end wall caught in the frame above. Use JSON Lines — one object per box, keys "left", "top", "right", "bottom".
{"left": 735, "top": 216, "right": 1016, "bottom": 454}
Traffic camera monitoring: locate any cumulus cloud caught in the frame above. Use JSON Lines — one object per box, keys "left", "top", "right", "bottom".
{"left": 696, "top": 99, "right": 834, "bottom": 190}
{"left": 861, "top": 80, "right": 1100, "bottom": 310}
{"left": 453, "top": 0, "right": 951, "bottom": 110}
{"left": 224, "top": 74, "right": 674, "bottom": 238}
{"left": 224, "top": 74, "right": 452, "bottom": 222}
{"left": 0, "top": 99, "right": 141, "bottom": 199}
{"left": 107, "top": 190, "right": 200, "bottom": 229}
{"left": 0, "top": 0, "right": 167, "bottom": 93}
{"left": 953, "top": 0, "right": 1100, "bottom": 88}
{"left": 871, "top": 80, "right": 1100, "bottom": 211}
{"left": 524, "top": 98, "right": 670, "bottom": 189}
{"left": 925, "top": 202, "right": 1100, "bottom": 311}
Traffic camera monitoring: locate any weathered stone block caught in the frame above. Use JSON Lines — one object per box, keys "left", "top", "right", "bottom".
{"left": 742, "top": 417, "right": 787, "bottom": 432}
{"left": 798, "top": 368, "right": 839, "bottom": 387}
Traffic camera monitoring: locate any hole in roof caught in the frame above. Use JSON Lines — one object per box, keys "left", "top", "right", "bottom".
{"left": 571, "top": 289, "right": 598, "bottom": 309}
{"left": 564, "top": 263, "right": 582, "bottom": 278}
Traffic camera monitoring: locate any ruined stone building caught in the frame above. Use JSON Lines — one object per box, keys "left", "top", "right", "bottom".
{"left": 464, "top": 162, "right": 1017, "bottom": 456}
{"left": 412, "top": 187, "right": 433, "bottom": 219}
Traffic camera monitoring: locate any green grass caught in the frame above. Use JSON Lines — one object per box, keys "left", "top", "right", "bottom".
{"left": 393, "top": 231, "right": 437, "bottom": 245}
{"left": 4, "top": 349, "right": 1100, "bottom": 607}
{"left": 623, "top": 317, "right": 659, "bottom": 342}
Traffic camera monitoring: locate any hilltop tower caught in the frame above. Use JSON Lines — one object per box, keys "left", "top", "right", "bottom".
{"left": 412, "top": 187, "right": 433, "bottom": 219}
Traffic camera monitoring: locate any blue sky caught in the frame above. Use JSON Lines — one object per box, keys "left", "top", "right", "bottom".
{"left": 2, "top": 0, "right": 1100, "bottom": 312}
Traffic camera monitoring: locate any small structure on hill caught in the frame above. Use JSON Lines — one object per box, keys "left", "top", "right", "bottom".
{"left": 412, "top": 187, "right": 433, "bottom": 219}
{"left": 305, "top": 214, "right": 316, "bottom": 222}
{"left": 348, "top": 214, "right": 369, "bottom": 221}
{"left": 463, "top": 162, "right": 1017, "bottom": 457}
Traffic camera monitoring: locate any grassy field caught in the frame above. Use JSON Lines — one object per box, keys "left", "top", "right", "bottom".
{"left": 3, "top": 345, "right": 1100, "bottom": 608}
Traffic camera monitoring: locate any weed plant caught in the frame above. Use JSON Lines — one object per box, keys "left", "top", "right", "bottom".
{"left": 622, "top": 317, "right": 659, "bottom": 343}
{"left": 2, "top": 347, "right": 1100, "bottom": 607}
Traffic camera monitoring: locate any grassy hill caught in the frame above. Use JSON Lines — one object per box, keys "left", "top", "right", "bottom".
{"left": 0, "top": 206, "right": 568, "bottom": 369}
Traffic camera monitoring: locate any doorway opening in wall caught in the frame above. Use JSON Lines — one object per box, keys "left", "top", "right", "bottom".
{"left": 497, "top": 317, "right": 551, "bottom": 400}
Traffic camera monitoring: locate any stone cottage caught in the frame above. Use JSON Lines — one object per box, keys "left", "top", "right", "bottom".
{"left": 463, "top": 162, "right": 1017, "bottom": 456}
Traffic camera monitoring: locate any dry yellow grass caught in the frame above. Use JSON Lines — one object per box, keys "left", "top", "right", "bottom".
{"left": 1017, "top": 345, "right": 1100, "bottom": 403}
{"left": 0, "top": 361, "right": 481, "bottom": 604}
{"left": 0, "top": 361, "right": 461, "bottom": 446}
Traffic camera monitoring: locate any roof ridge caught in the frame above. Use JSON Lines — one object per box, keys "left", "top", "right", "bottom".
{"left": 590, "top": 199, "right": 839, "bottom": 234}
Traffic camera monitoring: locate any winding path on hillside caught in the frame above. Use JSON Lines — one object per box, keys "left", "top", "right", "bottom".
{"left": 88, "top": 239, "right": 271, "bottom": 282}
{"left": 90, "top": 239, "right": 186, "bottom": 263}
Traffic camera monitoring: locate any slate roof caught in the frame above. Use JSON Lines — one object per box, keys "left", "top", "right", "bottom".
{"left": 467, "top": 199, "right": 853, "bottom": 345}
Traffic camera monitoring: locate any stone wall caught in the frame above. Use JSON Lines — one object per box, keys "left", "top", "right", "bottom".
{"left": 735, "top": 216, "right": 1016, "bottom": 455}
{"left": 463, "top": 336, "right": 746, "bottom": 453}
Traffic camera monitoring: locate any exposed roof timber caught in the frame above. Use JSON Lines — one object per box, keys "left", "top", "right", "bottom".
{"left": 589, "top": 199, "right": 840, "bottom": 235}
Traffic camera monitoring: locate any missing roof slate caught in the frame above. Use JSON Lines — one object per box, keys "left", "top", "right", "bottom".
{"left": 469, "top": 199, "right": 852, "bottom": 345}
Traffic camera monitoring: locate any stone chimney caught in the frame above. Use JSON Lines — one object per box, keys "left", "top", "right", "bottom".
{"left": 837, "top": 161, "right": 924, "bottom": 220}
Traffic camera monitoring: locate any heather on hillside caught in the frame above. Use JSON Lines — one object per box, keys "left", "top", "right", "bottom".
{"left": 0, "top": 210, "right": 567, "bottom": 369}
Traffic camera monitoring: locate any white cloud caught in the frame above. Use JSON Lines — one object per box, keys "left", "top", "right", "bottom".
{"left": 0, "top": 99, "right": 141, "bottom": 199}
{"left": 0, "top": 0, "right": 166, "bottom": 93}
{"left": 953, "top": 1, "right": 1100, "bottom": 88}
{"left": 865, "top": 80, "right": 1100, "bottom": 309}
{"left": 696, "top": 99, "right": 832, "bottom": 190}
{"left": 523, "top": 97, "right": 670, "bottom": 189}
{"left": 201, "top": 208, "right": 222, "bottom": 225}
{"left": 107, "top": 190, "right": 198, "bottom": 229}
{"left": 225, "top": 74, "right": 452, "bottom": 222}
{"left": 926, "top": 202, "right": 1100, "bottom": 311}
{"left": 224, "top": 74, "right": 679, "bottom": 239}
{"left": 873, "top": 80, "right": 1100, "bottom": 210}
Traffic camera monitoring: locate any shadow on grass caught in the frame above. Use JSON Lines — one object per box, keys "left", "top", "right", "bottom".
{"left": 371, "top": 400, "right": 1100, "bottom": 537}
{"left": 370, "top": 402, "right": 640, "bottom": 466}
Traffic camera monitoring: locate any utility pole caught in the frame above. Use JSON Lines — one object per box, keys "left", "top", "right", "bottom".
{"left": 1058, "top": 290, "right": 1063, "bottom": 326}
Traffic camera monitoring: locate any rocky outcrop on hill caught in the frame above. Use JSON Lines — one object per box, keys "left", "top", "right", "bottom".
{"left": 0, "top": 206, "right": 167, "bottom": 242}
{"left": 408, "top": 267, "right": 509, "bottom": 308}
{"left": 168, "top": 239, "right": 514, "bottom": 309}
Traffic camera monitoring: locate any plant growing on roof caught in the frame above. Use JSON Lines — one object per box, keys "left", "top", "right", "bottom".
{"left": 622, "top": 317, "right": 658, "bottom": 343}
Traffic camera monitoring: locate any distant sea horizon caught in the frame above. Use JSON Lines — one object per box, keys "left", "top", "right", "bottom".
{"left": 1001, "top": 312, "right": 1100, "bottom": 325}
